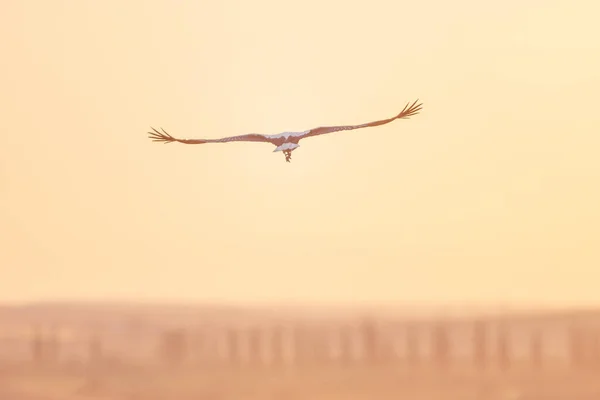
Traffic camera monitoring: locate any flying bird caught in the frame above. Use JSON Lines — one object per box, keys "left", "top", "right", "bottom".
{"left": 148, "top": 100, "right": 422, "bottom": 163}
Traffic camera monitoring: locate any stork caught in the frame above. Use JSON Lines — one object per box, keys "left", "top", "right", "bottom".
{"left": 148, "top": 100, "right": 422, "bottom": 162}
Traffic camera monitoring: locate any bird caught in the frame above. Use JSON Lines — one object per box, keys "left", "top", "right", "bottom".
{"left": 148, "top": 100, "right": 422, "bottom": 163}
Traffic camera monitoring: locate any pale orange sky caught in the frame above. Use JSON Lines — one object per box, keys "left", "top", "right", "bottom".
{"left": 1, "top": 0, "right": 599, "bottom": 307}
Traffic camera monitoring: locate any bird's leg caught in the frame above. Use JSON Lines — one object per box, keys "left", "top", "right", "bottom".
{"left": 284, "top": 150, "right": 292, "bottom": 163}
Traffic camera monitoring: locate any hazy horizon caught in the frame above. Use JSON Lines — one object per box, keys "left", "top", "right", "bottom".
{"left": 3, "top": 298, "right": 600, "bottom": 316}
{"left": 2, "top": 0, "right": 599, "bottom": 306}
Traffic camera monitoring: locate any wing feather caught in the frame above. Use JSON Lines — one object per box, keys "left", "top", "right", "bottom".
{"left": 148, "top": 127, "right": 272, "bottom": 145}
{"left": 300, "top": 100, "right": 422, "bottom": 140}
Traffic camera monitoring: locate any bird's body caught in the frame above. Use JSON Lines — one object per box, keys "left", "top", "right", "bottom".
{"left": 148, "top": 100, "right": 422, "bottom": 162}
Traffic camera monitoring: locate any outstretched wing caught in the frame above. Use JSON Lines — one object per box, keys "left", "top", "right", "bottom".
{"left": 300, "top": 99, "right": 422, "bottom": 140}
{"left": 148, "top": 127, "right": 273, "bottom": 145}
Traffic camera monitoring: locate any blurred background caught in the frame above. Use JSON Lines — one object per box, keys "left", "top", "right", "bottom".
{"left": 1, "top": 0, "right": 599, "bottom": 398}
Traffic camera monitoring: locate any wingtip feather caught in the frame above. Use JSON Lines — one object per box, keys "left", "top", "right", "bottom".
{"left": 147, "top": 126, "right": 177, "bottom": 143}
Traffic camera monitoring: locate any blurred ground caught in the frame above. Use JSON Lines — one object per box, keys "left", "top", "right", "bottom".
{"left": 2, "top": 365, "right": 600, "bottom": 400}
{"left": 2, "top": 304, "right": 600, "bottom": 400}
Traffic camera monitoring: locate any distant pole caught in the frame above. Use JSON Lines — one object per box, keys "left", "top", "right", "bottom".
{"left": 569, "top": 325, "right": 585, "bottom": 369}
{"left": 361, "top": 318, "right": 385, "bottom": 364}
{"left": 248, "top": 326, "right": 262, "bottom": 367}
{"left": 291, "top": 324, "right": 306, "bottom": 366}
{"left": 31, "top": 325, "right": 44, "bottom": 365}
{"left": 530, "top": 329, "right": 542, "bottom": 370}
{"left": 270, "top": 324, "right": 287, "bottom": 367}
{"left": 47, "top": 326, "right": 59, "bottom": 367}
{"left": 405, "top": 323, "right": 419, "bottom": 368}
{"left": 158, "top": 329, "right": 187, "bottom": 367}
{"left": 192, "top": 327, "right": 209, "bottom": 366}
{"left": 88, "top": 334, "right": 104, "bottom": 366}
{"left": 473, "top": 320, "right": 487, "bottom": 370}
{"left": 296, "top": 325, "right": 318, "bottom": 366}
{"left": 226, "top": 327, "right": 240, "bottom": 367}
{"left": 336, "top": 325, "right": 352, "bottom": 366}
{"left": 591, "top": 329, "right": 600, "bottom": 369}
{"left": 360, "top": 320, "right": 372, "bottom": 364}
{"left": 496, "top": 324, "right": 510, "bottom": 371}
{"left": 324, "top": 327, "right": 335, "bottom": 365}
{"left": 432, "top": 323, "right": 450, "bottom": 369}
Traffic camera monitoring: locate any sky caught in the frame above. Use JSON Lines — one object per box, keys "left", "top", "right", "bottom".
{"left": 1, "top": 0, "right": 599, "bottom": 307}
